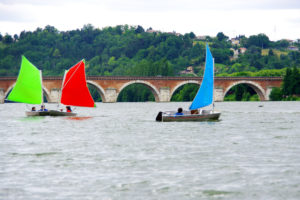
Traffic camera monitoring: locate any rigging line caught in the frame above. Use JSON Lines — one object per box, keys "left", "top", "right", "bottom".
{"left": 58, "top": 70, "right": 67, "bottom": 106}
{"left": 61, "top": 60, "right": 84, "bottom": 91}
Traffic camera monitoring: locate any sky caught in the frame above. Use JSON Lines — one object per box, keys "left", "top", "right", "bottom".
{"left": 0, "top": 0, "right": 300, "bottom": 41}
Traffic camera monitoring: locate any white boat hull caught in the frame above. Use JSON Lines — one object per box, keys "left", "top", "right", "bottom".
{"left": 49, "top": 110, "right": 77, "bottom": 116}
{"left": 25, "top": 110, "right": 76, "bottom": 117}
{"left": 156, "top": 110, "right": 221, "bottom": 122}
{"left": 26, "top": 111, "right": 50, "bottom": 116}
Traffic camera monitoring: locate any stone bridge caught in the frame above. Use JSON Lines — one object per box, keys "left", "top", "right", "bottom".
{"left": 0, "top": 76, "right": 282, "bottom": 103}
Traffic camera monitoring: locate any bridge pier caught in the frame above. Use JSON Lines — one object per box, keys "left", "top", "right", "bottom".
{"left": 48, "top": 89, "right": 61, "bottom": 103}
{"left": 0, "top": 89, "right": 4, "bottom": 103}
{"left": 104, "top": 88, "right": 118, "bottom": 103}
{"left": 214, "top": 88, "right": 224, "bottom": 102}
{"left": 159, "top": 87, "right": 171, "bottom": 102}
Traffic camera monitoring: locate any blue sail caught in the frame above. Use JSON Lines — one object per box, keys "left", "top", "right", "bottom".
{"left": 189, "top": 44, "right": 214, "bottom": 110}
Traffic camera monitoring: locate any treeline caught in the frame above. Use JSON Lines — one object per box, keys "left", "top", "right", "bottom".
{"left": 216, "top": 34, "right": 300, "bottom": 74}
{"left": 1, "top": 25, "right": 299, "bottom": 78}
{"left": 1, "top": 24, "right": 300, "bottom": 102}
{"left": 270, "top": 67, "right": 300, "bottom": 100}
{"left": 0, "top": 24, "right": 200, "bottom": 76}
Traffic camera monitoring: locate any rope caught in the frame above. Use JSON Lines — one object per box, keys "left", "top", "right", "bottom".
{"left": 61, "top": 60, "right": 83, "bottom": 92}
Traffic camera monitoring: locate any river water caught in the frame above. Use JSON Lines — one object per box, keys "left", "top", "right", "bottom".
{"left": 0, "top": 102, "right": 300, "bottom": 200}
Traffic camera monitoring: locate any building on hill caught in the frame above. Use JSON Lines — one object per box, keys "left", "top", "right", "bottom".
{"left": 146, "top": 28, "right": 160, "bottom": 33}
{"left": 282, "top": 39, "right": 294, "bottom": 44}
{"left": 287, "top": 46, "right": 299, "bottom": 51}
{"left": 239, "top": 47, "right": 247, "bottom": 54}
{"left": 231, "top": 38, "right": 240, "bottom": 45}
{"left": 196, "top": 35, "right": 208, "bottom": 40}
{"left": 179, "top": 66, "right": 197, "bottom": 76}
{"left": 230, "top": 48, "right": 239, "bottom": 60}
{"left": 230, "top": 47, "right": 247, "bottom": 60}
{"left": 166, "top": 31, "right": 181, "bottom": 36}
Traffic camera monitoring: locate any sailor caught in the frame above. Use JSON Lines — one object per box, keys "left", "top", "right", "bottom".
{"left": 66, "top": 106, "right": 72, "bottom": 112}
{"left": 175, "top": 107, "right": 183, "bottom": 116}
{"left": 39, "top": 105, "right": 48, "bottom": 111}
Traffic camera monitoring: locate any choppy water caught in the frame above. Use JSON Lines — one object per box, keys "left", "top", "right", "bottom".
{"left": 0, "top": 102, "right": 300, "bottom": 200}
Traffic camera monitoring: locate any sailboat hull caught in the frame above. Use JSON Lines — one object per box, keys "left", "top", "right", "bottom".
{"left": 49, "top": 110, "right": 77, "bottom": 116}
{"left": 156, "top": 111, "right": 221, "bottom": 122}
{"left": 25, "top": 110, "right": 77, "bottom": 117}
{"left": 26, "top": 111, "right": 50, "bottom": 116}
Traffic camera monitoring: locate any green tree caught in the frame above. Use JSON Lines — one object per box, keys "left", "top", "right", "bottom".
{"left": 216, "top": 32, "right": 228, "bottom": 41}
{"left": 3, "top": 34, "right": 13, "bottom": 44}
{"left": 246, "top": 34, "right": 270, "bottom": 48}
{"left": 269, "top": 87, "right": 283, "bottom": 101}
{"left": 282, "top": 68, "right": 293, "bottom": 96}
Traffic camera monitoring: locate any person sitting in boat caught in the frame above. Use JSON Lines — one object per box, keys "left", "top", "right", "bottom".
{"left": 39, "top": 105, "right": 48, "bottom": 111}
{"left": 66, "top": 106, "right": 72, "bottom": 112}
{"left": 191, "top": 109, "right": 199, "bottom": 114}
{"left": 31, "top": 107, "right": 36, "bottom": 111}
{"left": 175, "top": 107, "right": 184, "bottom": 116}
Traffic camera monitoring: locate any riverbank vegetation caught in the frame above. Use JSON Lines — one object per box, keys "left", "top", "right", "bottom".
{"left": 0, "top": 24, "right": 299, "bottom": 101}
{"left": 270, "top": 67, "right": 300, "bottom": 101}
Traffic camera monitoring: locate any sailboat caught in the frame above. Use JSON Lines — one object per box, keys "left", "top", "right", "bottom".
{"left": 156, "top": 44, "right": 221, "bottom": 122}
{"left": 6, "top": 56, "right": 50, "bottom": 116}
{"left": 49, "top": 59, "right": 95, "bottom": 116}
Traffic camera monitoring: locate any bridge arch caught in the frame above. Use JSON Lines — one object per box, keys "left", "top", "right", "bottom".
{"left": 86, "top": 80, "right": 106, "bottom": 102}
{"left": 170, "top": 80, "right": 200, "bottom": 101}
{"left": 117, "top": 80, "right": 160, "bottom": 102}
{"left": 223, "top": 80, "right": 266, "bottom": 101}
{"left": 4, "top": 83, "right": 51, "bottom": 103}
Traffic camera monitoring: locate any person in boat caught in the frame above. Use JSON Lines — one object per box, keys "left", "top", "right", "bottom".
{"left": 175, "top": 107, "right": 184, "bottom": 116}
{"left": 191, "top": 109, "right": 199, "bottom": 114}
{"left": 39, "top": 105, "right": 48, "bottom": 111}
{"left": 66, "top": 106, "right": 72, "bottom": 112}
{"left": 31, "top": 107, "right": 36, "bottom": 111}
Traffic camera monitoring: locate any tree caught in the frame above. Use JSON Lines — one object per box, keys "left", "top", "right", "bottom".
{"left": 246, "top": 34, "right": 270, "bottom": 48}
{"left": 275, "top": 40, "right": 289, "bottom": 49}
{"left": 13, "top": 34, "right": 18, "bottom": 41}
{"left": 3, "top": 34, "right": 13, "bottom": 44}
{"left": 135, "top": 25, "right": 144, "bottom": 34}
{"left": 189, "top": 32, "right": 196, "bottom": 39}
{"left": 216, "top": 32, "right": 228, "bottom": 41}
{"left": 291, "top": 67, "right": 300, "bottom": 95}
{"left": 282, "top": 67, "right": 300, "bottom": 96}
{"left": 269, "top": 87, "right": 283, "bottom": 100}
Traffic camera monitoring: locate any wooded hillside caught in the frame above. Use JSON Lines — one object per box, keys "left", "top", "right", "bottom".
{"left": 1, "top": 24, "right": 299, "bottom": 77}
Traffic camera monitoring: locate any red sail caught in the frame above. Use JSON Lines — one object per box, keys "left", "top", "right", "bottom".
{"left": 60, "top": 60, "right": 95, "bottom": 107}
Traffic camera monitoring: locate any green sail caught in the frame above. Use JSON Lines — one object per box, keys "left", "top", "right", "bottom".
{"left": 7, "top": 56, "right": 42, "bottom": 104}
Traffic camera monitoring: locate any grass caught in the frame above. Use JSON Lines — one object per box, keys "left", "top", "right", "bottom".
{"left": 0, "top": 42, "right": 7, "bottom": 49}
{"left": 261, "top": 49, "right": 288, "bottom": 57}
{"left": 193, "top": 41, "right": 212, "bottom": 46}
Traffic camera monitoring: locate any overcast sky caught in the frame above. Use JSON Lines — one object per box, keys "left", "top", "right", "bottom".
{"left": 0, "top": 0, "right": 300, "bottom": 41}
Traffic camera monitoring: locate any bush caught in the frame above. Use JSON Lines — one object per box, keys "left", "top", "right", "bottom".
{"left": 269, "top": 87, "right": 283, "bottom": 101}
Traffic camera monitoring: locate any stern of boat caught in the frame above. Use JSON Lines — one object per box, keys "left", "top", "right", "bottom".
{"left": 156, "top": 111, "right": 163, "bottom": 121}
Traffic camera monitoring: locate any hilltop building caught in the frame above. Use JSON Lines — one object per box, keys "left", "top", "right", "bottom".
{"left": 179, "top": 66, "right": 197, "bottom": 76}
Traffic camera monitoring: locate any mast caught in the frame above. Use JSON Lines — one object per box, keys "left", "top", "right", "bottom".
{"left": 40, "top": 70, "right": 43, "bottom": 105}
{"left": 212, "top": 58, "right": 215, "bottom": 112}
{"left": 59, "top": 70, "right": 67, "bottom": 105}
